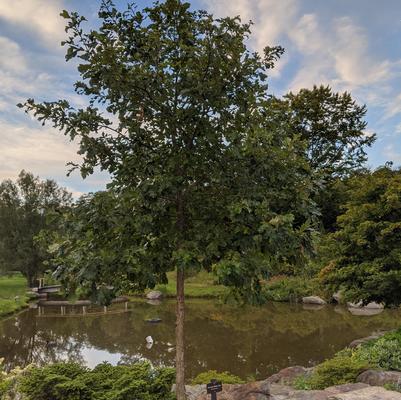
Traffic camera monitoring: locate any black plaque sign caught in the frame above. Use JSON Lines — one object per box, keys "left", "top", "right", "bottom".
{"left": 206, "top": 379, "right": 222, "bottom": 400}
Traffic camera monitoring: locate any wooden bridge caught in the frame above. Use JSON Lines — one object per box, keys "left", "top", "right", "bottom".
{"left": 35, "top": 296, "right": 129, "bottom": 318}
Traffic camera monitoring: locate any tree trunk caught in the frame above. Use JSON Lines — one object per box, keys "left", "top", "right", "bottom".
{"left": 175, "top": 266, "right": 186, "bottom": 400}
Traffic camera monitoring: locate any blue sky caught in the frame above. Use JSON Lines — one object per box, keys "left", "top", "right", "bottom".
{"left": 1, "top": 0, "right": 401, "bottom": 196}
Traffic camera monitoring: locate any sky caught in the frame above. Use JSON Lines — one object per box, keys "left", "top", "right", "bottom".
{"left": 1, "top": 0, "right": 401, "bottom": 196}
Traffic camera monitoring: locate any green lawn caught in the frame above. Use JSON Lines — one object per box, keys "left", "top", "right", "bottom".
{"left": 151, "top": 270, "right": 228, "bottom": 298}
{"left": 0, "top": 273, "right": 30, "bottom": 318}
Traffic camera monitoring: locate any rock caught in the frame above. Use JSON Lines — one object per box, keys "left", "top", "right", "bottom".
{"left": 356, "top": 370, "right": 401, "bottom": 386}
{"left": 186, "top": 381, "right": 401, "bottom": 400}
{"left": 186, "top": 380, "right": 271, "bottom": 400}
{"left": 329, "top": 386, "right": 401, "bottom": 399}
{"left": 302, "top": 296, "right": 326, "bottom": 305}
{"left": 349, "top": 332, "right": 386, "bottom": 348}
{"left": 266, "top": 366, "right": 311, "bottom": 385}
{"left": 347, "top": 301, "right": 384, "bottom": 309}
{"left": 146, "top": 290, "right": 163, "bottom": 300}
{"left": 325, "top": 383, "right": 370, "bottom": 394}
{"left": 347, "top": 301, "right": 384, "bottom": 316}
{"left": 333, "top": 292, "right": 342, "bottom": 303}
{"left": 270, "top": 385, "right": 330, "bottom": 399}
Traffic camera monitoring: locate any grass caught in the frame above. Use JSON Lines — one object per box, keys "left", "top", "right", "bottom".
{"left": 0, "top": 273, "right": 30, "bottom": 318}
{"left": 150, "top": 270, "right": 228, "bottom": 298}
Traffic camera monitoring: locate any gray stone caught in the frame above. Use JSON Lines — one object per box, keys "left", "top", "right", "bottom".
{"left": 349, "top": 333, "right": 386, "bottom": 348}
{"left": 356, "top": 370, "right": 401, "bottom": 386}
{"left": 325, "top": 383, "right": 370, "bottom": 394}
{"left": 188, "top": 380, "right": 271, "bottom": 399}
{"left": 146, "top": 290, "right": 163, "bottom": 300}
{"left": 302, "top": 296, "right": 326, "bottom": 305}
{"left": 333, "top": 292, "right": 342, "bottom": 303}
{"left": 329, "top": 386, "right": 401, "bottom": 399}
{"left": 266, "top": 366, "right": 311, "bottom": 385}
{"left": 347, "top": 301, "right": 384, "bottom": 309}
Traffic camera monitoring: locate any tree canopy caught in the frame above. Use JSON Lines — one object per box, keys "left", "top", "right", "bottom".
{"left": 0, "top": 171, "right": 72, "bottom": 286}
{"left": 267, "top": 85, "right": 375, "bottom": 181}
{"left": 321, "top": 166, "right": 401, "bottom": 306}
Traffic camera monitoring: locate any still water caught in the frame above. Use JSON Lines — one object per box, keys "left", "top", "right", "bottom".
{"left": 1, "top": 299, "right": 401, "bottom": 380}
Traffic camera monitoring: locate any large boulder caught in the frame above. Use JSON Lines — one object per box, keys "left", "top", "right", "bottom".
{"left": 349, "top": 332, "right": 386, "bottom": 348}
{"left": 184, "top": 380, "right": 271, "bottom": 400}
{"left": 266, "top": 366, "right": 311, "bottom": 385}
{"left": 302, "top": 296, "right": 326, "bottom": 305}
{"left": 357, "top": 369, "right": 401, "bottom": 386}
{"left": 329, "top": 386, "right": 401, "bottom": 399}
{"left": 146, "top": 290, "right": 163, "bottom": 300}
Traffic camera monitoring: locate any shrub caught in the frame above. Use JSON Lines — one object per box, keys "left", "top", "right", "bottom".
{"left": 191, "top": 370, "right": 244, "bottom": 385}
{"left": 18, "top": 362, "right": 175, "bottom": 400}
{"left": 357, "top": 331, "right": 401, "bottom": 371}
{"left": 264, "top": 276, "right": 322, "bottom": 302}
{"left": 297, "top": 350, "right": 369, "bottom": 390}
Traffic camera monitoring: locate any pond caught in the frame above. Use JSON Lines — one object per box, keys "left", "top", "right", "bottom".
{"left": 1, "top": 299, "right": 401, "bottom": 380}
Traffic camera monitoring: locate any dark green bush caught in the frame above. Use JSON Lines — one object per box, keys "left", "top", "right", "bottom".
{"left": 18, "top": 362, "right": 176, "bottom": 400}
{"left": 264, "top": 276, "right": 322, "bottom": 302}
{"left": 294, "top": 350, "right": 369, "bottom": 390}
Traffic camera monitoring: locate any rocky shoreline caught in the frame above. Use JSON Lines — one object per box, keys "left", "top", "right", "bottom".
{"left": 184, "top": 366, "right": 401, "bottom": 399}
{"left": 184, "top": 332, "right": 401, "bottom": 400}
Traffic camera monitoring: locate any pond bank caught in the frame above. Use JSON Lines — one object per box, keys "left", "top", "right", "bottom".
{"left": 0, "top": 275, "right": 30, "bottom": 319}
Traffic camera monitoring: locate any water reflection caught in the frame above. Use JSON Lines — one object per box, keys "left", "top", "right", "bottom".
{"left": 1, "top": 300, "right": 401, "bottom": 380}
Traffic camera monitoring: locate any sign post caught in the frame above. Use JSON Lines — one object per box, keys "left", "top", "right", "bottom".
{"left": 206, "top": 379, "right": 222, "bottom": 400}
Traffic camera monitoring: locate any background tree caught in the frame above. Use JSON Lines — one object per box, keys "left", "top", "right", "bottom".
{"left": 320, "top": 165, "right": 401, "bottom": 306}
{"left": 20, "top": 1, "right": 317, "bottom": 397}
{"left": 266, "top": 86, "right": 375, "bottom": 232}
{"left": 0, "top": 171, "right": 72, "bottom": 286}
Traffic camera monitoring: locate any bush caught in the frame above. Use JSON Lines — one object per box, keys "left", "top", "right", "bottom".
{"left": 357, "top": 330, "right": 401, "bottom": 371}
{"left": 294, "top": 350, "right": 369, "bottom": 390}
{"left": 18, "top": 362, "right": 176, "bottom": 400}
{"left": 191, "top": 370, "right": 244, "bottom": 385}
{"left": 264, "top": 276, "right": 322, "bottom": 302}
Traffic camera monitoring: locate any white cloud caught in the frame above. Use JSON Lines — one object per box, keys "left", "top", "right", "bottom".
{"left": 383, "top": 144, "right": 401, "bottom": 164}
{"left": 0, "top": 0, "right": 65, "bottom": 46}
{"left": 288, "top": 14, "right": 395, "bottom": 92}
{"left": 200, "top": 0, "right": 298, "bottom": 76}
{"left": 0, "top": 36, "right": 27, "bottom": 73}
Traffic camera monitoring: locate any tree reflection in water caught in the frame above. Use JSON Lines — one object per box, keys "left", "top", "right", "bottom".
{"left": 1, "top": 300, "right": 401, "bottom": 380}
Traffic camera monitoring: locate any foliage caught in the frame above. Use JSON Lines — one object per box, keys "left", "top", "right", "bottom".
{"left": 0, "top": 171, "right": 72, "bottom": 286}
{"left": 18, "top": 362, "right": 176, "bottom": 400}
{"left": 294, "top": 349, "right": 369, "bottom": 390}
{"left": 357, "top": 330, "right": 401, "bottom": 371}
{"left": 263, "top": 276, "right": 321, "bottom": 302}
{"left": 320, "top": 166, "right": 401, "bottom": 306}
{"left": 267, "top": 85, "right": 374, "bottom": 181}
{"left": 191, "top": 370, "right": 244, "bottom": 385}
